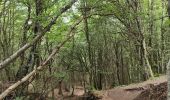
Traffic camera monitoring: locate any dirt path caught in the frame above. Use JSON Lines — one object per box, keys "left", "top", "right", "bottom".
{"left": 96, "top": 75, "right": 167, "bottom": 100}
{"left": 51, "top": 75, "right": 167, "bottom": 100}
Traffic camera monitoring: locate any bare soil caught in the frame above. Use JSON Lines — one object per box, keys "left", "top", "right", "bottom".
{"left": 99, "top": 75, "right": 167, "bottom": 100}
{"left": 52, "top": 75, "right": 167, "bottom": 100}
{"left": 0, "top": 75, "right": 167, "bottom": 100}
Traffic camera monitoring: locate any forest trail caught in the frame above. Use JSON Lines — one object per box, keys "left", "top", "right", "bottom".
{"left": 96, "top": 75, "right": 167, "bottom": 100}
{"left": 53, "top": 75, "right": 167, "bottom": 100}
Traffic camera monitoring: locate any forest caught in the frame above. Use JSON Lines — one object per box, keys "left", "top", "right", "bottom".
{"left": 0, "top": 0, "right": 170, "bottom": 100}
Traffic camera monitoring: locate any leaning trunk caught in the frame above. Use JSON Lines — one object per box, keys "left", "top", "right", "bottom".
{"left": 141, "top": 38, "right": 154, "bottom": 79}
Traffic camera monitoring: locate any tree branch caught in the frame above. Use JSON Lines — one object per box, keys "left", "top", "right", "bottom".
{"left": 0, "top": 16, "right": 83, "bottom": 99}
{"left": 0, "top": 0, "right": 77, "bottom": 70}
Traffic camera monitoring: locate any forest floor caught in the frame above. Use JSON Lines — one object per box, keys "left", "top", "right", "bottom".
{"left": 95, "top": 75, "right": 167, "bottom": 100}
{"left": 52, "top": 75, "right": 167, "bottom": 100}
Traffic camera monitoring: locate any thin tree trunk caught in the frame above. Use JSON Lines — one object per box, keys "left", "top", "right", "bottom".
{"left": 141, "top": 38, "right": 154, "bottom": 78}
{"left": 161, "top": 0, "right": 165, "bottom": 73}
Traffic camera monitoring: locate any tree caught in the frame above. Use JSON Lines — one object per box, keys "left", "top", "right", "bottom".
{"left": 0, "top": 0, "right": 168, "bottom": 99}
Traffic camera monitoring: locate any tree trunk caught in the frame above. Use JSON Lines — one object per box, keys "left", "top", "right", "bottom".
{"left": 141, "top": 38, "right": 154, "bottom": 79}
{"left": 167, "top": 0, "right": 170, "bottom": 99}
{"left": 0, "top": 0, "right": 77, "bottom": 70}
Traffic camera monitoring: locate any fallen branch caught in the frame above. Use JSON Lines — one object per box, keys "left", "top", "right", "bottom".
{"left": 0, "top": 0, "right": 77, "bottom": 70}
{"left": 0, "top": 16, "right": 83, "bottom": 100}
